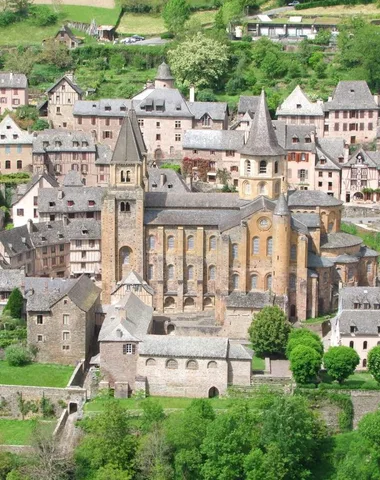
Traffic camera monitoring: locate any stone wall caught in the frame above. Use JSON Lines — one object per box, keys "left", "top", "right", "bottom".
{"left": 0, "top": 385, "right": 86, "bottom": 418}
{"left": 343, "top": 205, "right": 380, "bottom": 218}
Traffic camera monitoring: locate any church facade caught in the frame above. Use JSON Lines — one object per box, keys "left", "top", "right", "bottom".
{"left": 101, "top": 93, "right": 378, "bottom": 339}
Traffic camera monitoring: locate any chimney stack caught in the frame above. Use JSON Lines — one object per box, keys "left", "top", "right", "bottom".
{"left": 189, "top": 85, "right": 195, "bottom": 103}
{"left": 27, "top": 219, "right": 33, "bottom": 234}
{"left": 160, "top": 173, "right": 166, "bottom": 187}
{"left": 63, "top": 215, "right": 69, "bottom": 226}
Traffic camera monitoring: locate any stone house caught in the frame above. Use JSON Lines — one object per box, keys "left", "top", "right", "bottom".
{"left": 12, "top": 172, "right": 58, "bottom": 228}
{"left": 26, "top": 274, "right": 100, "bottom": 364}
{"left": 0, "top": 115, "right": 33, "bottom": 174}
{"left": 324, "top": 81, "right": 379, "bottom": 144}
{"left": 37, "top": 171, "right": 104, "bottom": 222}
{"left": 331, "top": 286, "right": 380, "bottom": 369}
{"left": 53, "top": 25, "right": 82, "bottom": 50}
{"left": 44, "top": 74, "right": 84, "bottom": 129}
{"left": 101, "top": 91, "right": 378, "bottom": 335}
{"left": 0, "top": 218, "right": 101, "bottom": 278}
{"left": 32, "top": 129, "right": 111, "bottom": 187}
{"left": 276, "top": 85, "right": 325, "bottom": 138}
{"left": 341, "top": 149, "right": 380, "bottom": 203}
{"left": 0, "top": 72, "right": 28, "bottom": 115}
{"left": 315, "top": 137, "right": 347, "bottom": 200}
{"left": 96, "top": 277, "right": 252, "bottom": 398}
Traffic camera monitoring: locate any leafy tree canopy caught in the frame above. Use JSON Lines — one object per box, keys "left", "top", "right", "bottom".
{"left": 289, "top": 344, "right": 322, "bottom": 384}
{"left": 368, "top": 346, "right": 380, "bottom": 383}
{"left": 162, "top": 0, "right": 191, "bottom": 35}
{"left": 4, "top": 288, "right": 23, "bottom": 319}
{"left": 323, "top": 346, "right": 360, "bottom": 384}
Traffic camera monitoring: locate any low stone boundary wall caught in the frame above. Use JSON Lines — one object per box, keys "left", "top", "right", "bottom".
{"left": 0, "top": 384, "right": 86, "bottom": 418}
{"left": 67, "top": 360, "right": 86, "bottom": 387}
{"left": 343, "top": 205, "right": 380, "bottom": 218}
{"left": 53, "top": 408, "right": 68, "bottom": 439}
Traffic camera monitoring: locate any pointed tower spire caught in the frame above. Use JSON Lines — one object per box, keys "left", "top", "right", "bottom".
{"left": 241, "top": 90, "right": 285, "bottom": 157}
{"left": 111, "top": 109, "right": 146, "bottom": 165}
{"left": 274, "top": 193, "right": 289, "bottom": 216}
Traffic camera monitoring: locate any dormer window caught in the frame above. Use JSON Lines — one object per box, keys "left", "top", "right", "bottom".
{"left": 82, "top": 141, "right": 88, "bottom": 147}
{"left": 168, "top": 184, "right": 173, "bottom": 189}
{"left": 6, "top": 125, "right": 11, "bottom": 130}
{"left": 13, "top": 134, "right": 18, "bottom": 139}
{"left": 41, "top": 236, "right": 46, "bottom": 242}
{"left": 67, "top": 200, "right": 74, "bottom": 207}
{"left": 350, "top": 89, "right": 355, "bottom": 93}
{"left": 88, "top": 200, "right": 95, "bottom": 207}
{"left": 47, "top": 223, "right": 52, "bottom": 229}
{"left": 82, "top": 229, "right": 88, "bottom": 235}
{"left": 120, "top": 106, "right": 126, "bottom": 111}
{"left": 58, "top": 232, "right": 63, "bottom": 239}
{"left": 176, "top": 103, "right": 181, "bottom": 110}
{"left": 364, "top": 302, "right": 370, "bottom": 309}
{"left": 374, "top": 303, "right": 380, "bottom": 310}
{"left": 350, "top": 325, "right": 356, "bottom": 333}
{"left": 305, "top": 136, "right": 311, "bottom": 143}
{"left": 43, "top": 141, "right": 49, "bottom": 148}
{"left": 292, "top": 136, "right": 299, "bottom": 144}
{"left": 338, "top": 156, "right": 344, "bottom": 163}
{"left": 105, "top": 105, "right": 111, "bottom": 111}
{"left": 73, "top": 141, "right": 79, "bottom": 147}
{"left": 55, "top": 141, "right": 62, "bottom": 147}
{"left": 354, "top": 302, "right": 360, "bottom": 309}
{"left": 49, "top": 201, "right": 55, "bottom": 207}
{"left": 152, "top": 182, "right": 157, "bottom": 188}
{"left": 296, "top": 104, "right": 302, "bottom": 109}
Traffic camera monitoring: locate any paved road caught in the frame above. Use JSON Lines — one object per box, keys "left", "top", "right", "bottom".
{"left": 119, "top": 37, "right": 170, "bottom": 46}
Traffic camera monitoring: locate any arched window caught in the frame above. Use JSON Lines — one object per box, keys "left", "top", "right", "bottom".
{"left": 243, "top": 181, "right": 251, "bottom": 195}
{"left": 349, "top": 341, "right": 354, "bottom": 348}
{"left": 258, "top": 182, "right": 267, "bottom": 195}
{"left": 363, "top": 358, "right": 367, "bottom": 368}
{"left": 187, "top": 265, "right": 194, "bottom": 280}
{"left": 120, "top": 170, "right": 125, "bottom": 182}
{"left": 232, "top": 273, "right": 239, "bottom": 290}
{"left": 266, "top": 274, "right": 272, "bottom": 290}
{"left": 126, "top": 170, "right": 131, "bottom": 182}
{"left": 328, "top": 222, "right": 334, "bottom": 233}
{"left": 167, "top": 264, "right": 174, "bottom": 279}
{"left": 367, "top": 262, "right": 373, "bottom": 273}
{"left": 289, "top": 274, "right": 296, "bottom": 290}
{"left": 207, "top": 361, "right": 217, "bottom": 368}
{"left": 209, "top": 265, "right": 216, "bottom": 280}
{"left": 291, "top": 244, "right": 297, "bottom": 260}
{"left": 209, "top": 236, "right": 216, "bottom": 250}
{"left": 274, "top": 161, "right": 278, "bottom": 174}
{"left": 232, "top": 243, "right": 238, "bottom": 259}
{"left": 120, "top": 247, "right": 131, "bottom": 265}
{"left": 166, "top": 359, "right": 178, "bottom": 369}
{"left": 148, "top": 264, "right": 154, "bottom": 280}
{"left": 246, "top": 160, "right": 251, "bottom": 176}
{"left": 267, "top": 237, "right": 273, "bottom": 256}
{"left": 186, "top": 360, "right": 198, "bottom": 370}
{"left": 259, "top": 160, "right": 267, "bottom": 174}
{"left": 252, "top": 237, "right": 259, "bottom": 255}
{"left": 187, "top": 235, "right": 194, "bottom": 250}
{"left": 120, "top": 202, "right": 130, "bottom": 213}
{"left": 146, "top": 358, "right": 156, "bottom": 366}
{"left": 167, "top": 236, "right": 174, "bottom": 250}
{"left": 148, "top": 235, "right": 155, "bottom": 250}
{"left": 164, "top": 297, "right": 175, "bottom": 308}
{"left": 363, "top": 341, "right": 368, "bottom": 350}
{"left": 250, "top": 274, "right": 258, "bottom": 290}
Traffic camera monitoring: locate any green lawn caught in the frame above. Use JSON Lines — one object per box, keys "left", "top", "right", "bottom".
{"left": 302, "top": 313, "right": 336, "bottom": 325}
{"left": 56, "top": 5, "right": 121, "bottom": 24}
{"left": 319, "top": 371, "right": 380, "bottom": 390}
{"left": 252, "top": 356, "right": 265, "bottom": 371}
{"left": 0, "top": 361, "right": 74, "bottom": 388}
{"left": 0, "top": 419, "right": 54, "bottom": 445}
{"left": 118, "top": 10, "right": 216, "bottom": 35}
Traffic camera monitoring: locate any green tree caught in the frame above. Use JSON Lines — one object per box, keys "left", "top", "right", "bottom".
{"left": 4, "top": 49, "right": 36, "bottom": 76}
{"left": 137, "top": 425, "right": 174, "bottom": 480}
{"left": 5, "top": 345, "right": 31, "bottom": 367}
{"left": 140, "top": 399, "right": 165, "bottom": 433}
{"left": 75, "top": 401, "right": 137, "bottom": 478}
{"left": 289, "top": 345, "right": 321, "bottom": 384}
{"left": 38, "top": 41, "right": 73, "bottom": 70}
{"left": 4, "top": 288, "right": 23, "bottom": 319}
{"left": 8, "top": 0, "right": 31, "bottom": 16}
{"left": 368, "top": 345, "right": 380, "bottom": 383}
{"left": 94, "top": 465, "right": 132, "bottom": 480}
{"left": 248, "top": 306, "right": 291, "bottom": 357}
{"left": 168, "top": 32, "right": 229, "bottom": 89}
{"left": 323, "top": 346, "right": 360, "bottom": 384}
{"left": 286, "top": 329, "right": 323, "bottom": 358}
{"left": 162, "top": 0, "right": 190, "bottom": 35}
{"left": 109, "top": 53, "right": 125, "bottom": 74}
{"left": 0, "top": 452, "right": 15, "bottom": 480}
{"left": 358, "top": 410, "right": 380, "bottom": 446}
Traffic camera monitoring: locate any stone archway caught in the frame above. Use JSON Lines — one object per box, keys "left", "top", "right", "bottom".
{"left": 208, "top": 387, "right": 219, "bottom": 398}
{"left": 184, "top": 297, "right": 195, "bottom": 311}
{"left": 69, "top": 402, "right": 78, "bottom": 414}
{"left": 154, "top": 148, "right": 163, "bottom": 161}
{"left": 353, "top": 192, "right": 363, "bottom": 201}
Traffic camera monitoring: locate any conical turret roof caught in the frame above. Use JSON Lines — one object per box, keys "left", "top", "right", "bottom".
{"left": 111, "top": 109, "right": 146, "bottom": 164}
{"left": 241, "top": 90, "right": 285, "bottom": 157}
{"left": 155, "top": 62, "right": 174, "bottom": 81}
{"left": 274, "top": 193, "right": 289, "bottom": 216}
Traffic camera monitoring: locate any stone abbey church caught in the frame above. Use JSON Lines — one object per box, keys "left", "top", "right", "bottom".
{"left": 101, "top": 92, "right": 378, "bottom": 338}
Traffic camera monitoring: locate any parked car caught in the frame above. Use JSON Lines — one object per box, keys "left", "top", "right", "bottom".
{"left": 288, "top": 1, "right": 300, "bottom": 5}
{"left": 132, "top": 35, "right": 145, "bottom": 41}
{"left": 119, "top": 37, "right": 137, "bottom": 44}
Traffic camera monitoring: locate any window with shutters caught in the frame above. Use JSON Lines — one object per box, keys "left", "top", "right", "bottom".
{"left": 123, "top": 343, "right": 136, "bottom": 355}
{"left": 252, "top": 237, "right": 259, "bottom": 254}
{"left": 299, "top": 169, "right": 307, "bottom": 181}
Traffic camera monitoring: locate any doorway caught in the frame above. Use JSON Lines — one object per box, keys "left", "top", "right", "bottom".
{"left": 208, "top": 387, "right": 219, "bottom": 398}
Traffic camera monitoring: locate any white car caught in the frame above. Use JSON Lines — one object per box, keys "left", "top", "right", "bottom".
{"left": 119, "top": 37, "right": 137, "bottom": 44}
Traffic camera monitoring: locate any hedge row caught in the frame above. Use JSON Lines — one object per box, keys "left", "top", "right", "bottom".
{"left": 295, "top": 0, "right": 375, "bottom": 9}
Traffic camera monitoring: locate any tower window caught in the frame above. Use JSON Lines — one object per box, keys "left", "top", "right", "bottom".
{"left": 291, "top": 244, "right": 297, "bottom": 260}
{"left": 259, "top": 160, "right": 267, "bottom": 174}
{"left": 232, "top": 243, "right": 238, "bottom": 259}
{"left": 167, "top": 236, "right": 174, "bottom": 249}
{"left": 148, "top": 235, "right": 155, "bottom": 250}
{"left": 252, "top": 237, "right": 259, "bottom": 254}
{"left": 167, "top": 264, "right": 174, "bottom": 279}
{"left": 266, "top": 237, "right": 273, "bottom": 256}
{"left": 274, "top": 161, "right": 278, "bottom": 174}
{"left": 187, "top": 265, "right": 194, "bottom": 280}
{"left": 266, "top": 274, "right": 272, "bottom": 290}
{"left": 209, "top": 265, "right": 216, "bottom": 280}
{"left": 209, "top": 236, "right": 216, "bottom": 250}
{"left": 187, "top": 236, "right": 194, "bottom": 250}
{"left": 245, "top": 160, "right": 251, "bottom": 176}
{"left": 251, "top": 274, "right": 258, "bottom": 289}
{"left": 232, "top": 273, "right": 239, "bottom": 290}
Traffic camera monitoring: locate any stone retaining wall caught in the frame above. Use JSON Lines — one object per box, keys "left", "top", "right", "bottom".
{"left": 343, "top": 205, "right": 380, "bottom": 218}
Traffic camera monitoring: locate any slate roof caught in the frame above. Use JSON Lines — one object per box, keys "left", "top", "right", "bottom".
{"left": 0, "top": 225, "right": 33, "bottom": 257}
{"left": 144, "top": 192, "right": 245, "bottom": 209}
{"left": 0, "top": 72, "right": 27, "bottom": 89}
{"left": 33, "top": 130, "right": 95, "bottom": 154}
{"left": 315, "top": 147, "right": 341, "bottom": 171}
{"left": 73, "top": 99, "right": 131, "bottom": 117}
{"left": 0, "top": 115, "right": 33, "bottom": 145}
{"left": 241, "top": 91, "right": 285, "bottom": 157}
{"left": 274, "top": 193, "right": 289, "bottom": 216}
{"left": 292, "top": 213, "right": 320, "bottom": 228}
{"left": 183, "top": 129, "right": 245, "bottom": 151}
{"left": 320, "top": 232, "right": 363, "bottom": 249}
{"left": 288, "top": 189, "right": 342, "bottom": 207}
{"left": 148, "top": 168, "right": 190, "bottom": 193}
{"left": 46, "top": 73, "right": 83, "bottom": 96}
{"left": 339, "top": 311, "right": 380, "bottom": 335}
{"left": 330, "top": 254, "right": 359, "bottom": 264}
{"left": 139, "top": 335, "right": 229, "bottom": 359}
{"left": 155, "top": 62, "right": 174, "bottom": 81}
{"left": 274, "top": 121, "right": 316, "bottom": 152}
{"left": 238, "top": 95, "right": 260, "bottom": 115}
{"left": 276, "top": 85, "right": 324, "bottom": 117}
{"left": 26, "top": 274, "right": 100, "bottom": 312}
{"left": 228, "top": 343, "right": 253, "bottom": 360}
{"left": 95, "top": 144, "right": 113, "bottom": 165}
{"left": 317, "top": 137, "right": 346, "bottom": 164}
{"left": 225, "top": 291, "right": 285, "bottom": 309}
{"left": 343, "top": 149, "right": 380, "bottom": 169}
{"left": 111, "top": 109, "right": 146, "bottom": 164}
{"left": 38, "top": 186, "right": 104, "bottom": 213}
{"left": 112, "top": 270, "right": 154, "bottom": 296}
{"left": 325, "top": 81, "right": 378, "bottom": 111}
{"left": 99, "top": 291, "right": 153, "bottom": 342}
{"left": 0, "top": 269, "right": 25, "bottom": 292}
{"left": 307, "top": 253, "right": 334, "bottom": 268}
{"left": 360, "top": 246, "right": 379, "bottom": 257}
{"left": 188, "top": 101, "right": 228, "bottom": 121}
{"left": 133, "top": 88, "right": 194, "bottom": 118}
{"left": 12, "top": 172, "right": 58, "bottom": 206}
{"left": 339, "top": 286, "right": 380, "bottom": 310}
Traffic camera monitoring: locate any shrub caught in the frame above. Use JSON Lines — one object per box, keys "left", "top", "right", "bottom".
{"left": 161, "top": 32, "right": 175, "bottom": 39}
{"left": 0, "top": 10, "right": 17, "bottom": 27}
{"left": 241, "top": 35, "right": 252, "bottom": 42}
{"left": 160, "top": 163, "right": 181, "bottom": 173}
{"left": 225, "top": 76, "right": 247, "bottom": 95}
{"left": 196, "top": 88, "right": 217, "bottom": 102}
{"left": 323, "top": 346, "right": 360, "bottom": 384}
{"left": 286, "top": 335, "right": 324, "bottom": 359}
{"left": 32, "top": 119, "right": 50, "bottom": 131}
{"left": 289, "top": 345, "right": 322, "bottom": 384}
{"left": 40, "top": 395, "right": 55, "bottom": 418}
{"left": 29, "top": 5, "right": 58, "bottom": 26}
{"left": 5, "top": 344, "right": 32, "bottom": 366}
{"left": 4, "top": 288, "right": 24, "bottom": 319}
{"left": 368, "top": 346, "right": 380, "bottom": 383}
